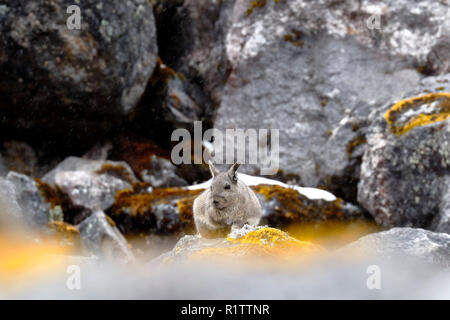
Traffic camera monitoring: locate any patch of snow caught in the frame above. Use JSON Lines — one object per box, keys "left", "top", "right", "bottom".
{"left": 186, "top": 173, "right": 337, "bottom": 202}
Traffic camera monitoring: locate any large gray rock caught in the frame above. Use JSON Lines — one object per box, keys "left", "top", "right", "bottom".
{"left": 43, "top": 157, "right": 138, "bottom": 211}
{"left": 0, "top": 0, "right": 157, "bottom": 140}
{"left": 342, "top": 228, "right": 450, "bottom": 267}
{"left": 214, "top": 0, "right": 449, "bottom": 201}
{"left": 153, "top": 0, "right": 235, "bottom": 109}
{"left": 78, "top": 210, "right": 135, "bottom": 263}
{"left": 358, "top": 74, "right": 450, "bottom": 232}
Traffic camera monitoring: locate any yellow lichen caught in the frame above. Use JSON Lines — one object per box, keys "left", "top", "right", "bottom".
{"left": 384, "top": 92, "right": 450, "bottom": 136}
{"left": 251, "top": 184, "right": 346, "bottom": 223}
{"left": 190, "top": 227, "right": 324, "bottom": 262}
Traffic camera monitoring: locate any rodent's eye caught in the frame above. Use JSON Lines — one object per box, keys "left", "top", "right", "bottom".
{"left": 224, "top": 184, "right": 231, "bottom": 190}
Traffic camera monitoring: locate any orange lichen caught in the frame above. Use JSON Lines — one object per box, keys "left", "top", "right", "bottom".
{"left": 109, "top": 185, "right": 203, "bottom": 235}
{"left": 112, "top": 186, "right": 203, "bottom": 218}
{"left": 35, "top": 178, "right": 69, "bottom": 209}
{"left": 95, "top": 163, "right": 136, "bottom": 184}
{"left": 384, "top": 92, "right": 450, "bottom": 136}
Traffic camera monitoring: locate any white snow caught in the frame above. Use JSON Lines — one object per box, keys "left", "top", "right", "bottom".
{"left": 186, "top": 173, "right": 337, "bottom": 202}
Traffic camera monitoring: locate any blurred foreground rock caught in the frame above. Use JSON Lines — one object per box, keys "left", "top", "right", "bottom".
{"left": 358, "top": 78, "right": 450, "bottom": 232}
{"left": 342, "top": 227, "right": 450, "bottom": 267}
{"left": 78, "top": 210, "right": 135, "bottom": 263}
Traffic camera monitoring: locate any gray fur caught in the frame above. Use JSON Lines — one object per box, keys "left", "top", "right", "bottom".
{"left": 193, "top": 162, "right": 262, "bottom": 238}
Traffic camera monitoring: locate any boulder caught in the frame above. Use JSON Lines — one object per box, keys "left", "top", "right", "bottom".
{"left": 214, "top": 0, "right": 449, "bottom": 201}
{"left": 43, "top": 157, "right": 138, "bottom": 212}
{"left": 154, "top": 225, "right": 325, "bottom": 265}
{"left": 342, "top": 227, "right": 450, "bottom": 267}
{"left": 358, "top": 75, "right": 450, "bottom": 232}
{"left": 78, "top": 210, "right": 135, "bottom": 263}
{"left": 0, "top": 0, "right": 157, "bottom": 142}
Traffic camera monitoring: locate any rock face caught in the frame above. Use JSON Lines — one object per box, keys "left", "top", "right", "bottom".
{"left": 342, "top": 228, "right": 450, "bottom": 267}
{"left": 154, "top": 225, "right": 324, "bottom": 265}
{"left": 43, "top": 157, "right": 138, "bottom": 212}
{"left": 78, "top": 210, "right": 135, "bottom": 263}
{"left": 358, "top": 76, "right": 450, "bottom": 232}
{"left": 213, "top": 0, "right": 449, "bottom": 201}
{"left": 0, "top": 0, "right": 157, "bottom": 141}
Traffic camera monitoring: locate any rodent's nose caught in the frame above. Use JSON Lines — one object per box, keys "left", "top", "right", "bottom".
{"left": 213, "top": 200, "right": 219, "bottom": 205}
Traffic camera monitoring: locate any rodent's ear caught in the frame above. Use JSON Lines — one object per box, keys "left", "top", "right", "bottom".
{"left": 208, "top": 160, "right": 220, "bottom": 178}
{"left": 227, "top": 162, "right": 240, "bottom": 183}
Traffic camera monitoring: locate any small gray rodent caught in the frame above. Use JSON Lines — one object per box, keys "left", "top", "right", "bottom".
{"left": 193, "top": 161, "right": 262, "bottom": 238}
